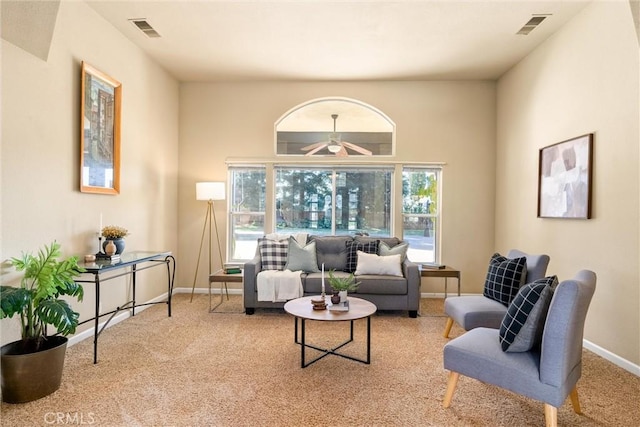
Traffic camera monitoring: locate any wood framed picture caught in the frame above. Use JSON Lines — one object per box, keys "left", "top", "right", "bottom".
{"left": 80, "top": 62, "right": 121, "bottom": 194}
{"left": 538, "top": 133, "right": 593, "bottom": 219}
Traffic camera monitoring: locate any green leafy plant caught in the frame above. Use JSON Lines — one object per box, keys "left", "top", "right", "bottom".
{"left": 0, "top": 242, "right": 85, "bottom": 351}
{"left": 327, "top": 270, "right": 360, "bottom": 292}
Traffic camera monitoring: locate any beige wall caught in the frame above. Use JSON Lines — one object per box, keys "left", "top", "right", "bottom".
{"left": 496, "top": 1, "right": 639, "bottom": 365}
{"left": 1, "top": 1, "right": 180, "bottom": 344}
{"left": 178, "top": 81, "right": 497, "bottom": 294}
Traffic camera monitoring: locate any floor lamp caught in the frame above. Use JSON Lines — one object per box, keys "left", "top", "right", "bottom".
{"left": 190, "top": 182, "right": 227, "bottom": 303}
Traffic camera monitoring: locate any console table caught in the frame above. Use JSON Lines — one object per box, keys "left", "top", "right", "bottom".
{"left": 420, "top": 266, "right": 461, "bottom": 298}
{"left": 75, "top": 251, "right": 176, "bottom": 363}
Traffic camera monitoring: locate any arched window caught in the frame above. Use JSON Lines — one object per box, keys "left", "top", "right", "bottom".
{"left": 275, "top": 97, "right": 395, "bottom": 156}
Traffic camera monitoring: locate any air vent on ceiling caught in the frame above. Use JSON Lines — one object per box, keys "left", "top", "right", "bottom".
{"left": 516, "top": 14, "right": 551, "bottom": 35}
{"left": 129, "top": 19, "right": 161, "bottom": 38}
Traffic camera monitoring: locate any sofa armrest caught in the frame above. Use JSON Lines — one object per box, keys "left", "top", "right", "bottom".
{"left": 243, "top": 253, "right": 262, "bottom": 309}
{"left": 403, "top": 259, "right": 421, "bottom": 311}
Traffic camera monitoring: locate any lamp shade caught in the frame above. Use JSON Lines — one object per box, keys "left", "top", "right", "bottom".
{"left": 196, "top": 182, "right": 225, "bottom": 201}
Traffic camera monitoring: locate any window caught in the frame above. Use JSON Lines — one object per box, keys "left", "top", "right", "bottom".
{"left": 402, "top": 167, "right": 440, "bottom": 263}
{"left": 275, "top": 166, "right": 393, "bottom": 237}
{"left": 229, "top": 166, "right": 266, "bottom": 262}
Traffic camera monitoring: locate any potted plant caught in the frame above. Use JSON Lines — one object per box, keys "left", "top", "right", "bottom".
{"left": 327, "top": 270, "right": 360, "bottom": 302}
{"left": 101, "top": 225, "right": 128, "bottom": 255}
{"left": 0, "top": 241, "right": 85, "bottom": 403}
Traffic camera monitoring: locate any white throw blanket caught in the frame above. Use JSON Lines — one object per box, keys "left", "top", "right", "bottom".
{"left": 257, "top": 270, "right": 304, "bottom": 302}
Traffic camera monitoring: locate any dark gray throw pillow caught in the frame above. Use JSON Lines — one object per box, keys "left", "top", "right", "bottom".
{"left": 483, "top": 253, "right": 527, "bottom": 306}
{"left": 499, "top": 275, "right": 559, "bottom": 352}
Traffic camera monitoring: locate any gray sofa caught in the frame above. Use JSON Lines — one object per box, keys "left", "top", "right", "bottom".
{"left": 243, "top": 235, "right": 421, "bottom": 317}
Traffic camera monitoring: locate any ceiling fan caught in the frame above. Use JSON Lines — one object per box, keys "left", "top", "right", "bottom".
{"left": 301, "top": 114, "right": 373, "bottom": 157}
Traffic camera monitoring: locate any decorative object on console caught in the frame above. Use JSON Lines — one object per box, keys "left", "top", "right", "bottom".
{"left": 0, "top": 242, "right": 85, "bottom": 403}
{"left": 190, "top": 182, "right": 226, "bottom": 302}
{"left": 101, "top": 225, "right": 128, "bottom": 255}
{"left": 538, "top": 133, "right": 593, "bottom": 219}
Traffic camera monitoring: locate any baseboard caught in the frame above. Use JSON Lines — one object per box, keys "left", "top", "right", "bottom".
{"left": 420, "top": 292, "right": 475, "bottom": 298}
{"left": 68, "top": 292, "right": 169, "bottom": 348}
{"left": 583, "top": 339, "right": 640, "bottom": 376}
{"left": 174, "top": 287, "right": 243, "bottom": 296}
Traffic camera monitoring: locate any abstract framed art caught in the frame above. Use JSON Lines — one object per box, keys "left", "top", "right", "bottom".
{"left": 538, "top": 133, "right": 593, "bottom": 219}
{"left": 80, "top": 62, "right": 121, "bottom": 194}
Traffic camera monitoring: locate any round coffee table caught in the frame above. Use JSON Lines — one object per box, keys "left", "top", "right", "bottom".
{"left": 284, "top": 296, "right": 377, "bottom": 368}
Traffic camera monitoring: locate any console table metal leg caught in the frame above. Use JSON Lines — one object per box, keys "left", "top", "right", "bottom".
{"left": 166, "top": 255, "right": 176, "bottom": 317}
{"left": 132, "top": 264, "right": 137, "bottom": 316}
{"left": 93, "top": 276, "right": 100, "bottom": 365}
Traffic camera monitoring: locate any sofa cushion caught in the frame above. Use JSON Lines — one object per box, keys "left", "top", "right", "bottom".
{"left": 379, "top": 241, "right": 409, "bottom": 262}
{"left": 499, "top": 275, "right": 558, "bottom": 352}
{"left": 258, "top": 238, "right": 288, "bottom": 271}
{"left": 355, "top": 251, "right": 403, "bottom": 277}
{"left": 284, "top": 236, "right": 320, "bottom": 273}
{"left": 309, "top": 235, "right": 352, "bottom": 271}
{"left": 355, "top": 275, "right": 408, "bottom": 295}
{"left": 346, "top": 240, "right": 379, "bottom": 273}
{"left": 483, "top": 253, "right": 527, "bottom": 306}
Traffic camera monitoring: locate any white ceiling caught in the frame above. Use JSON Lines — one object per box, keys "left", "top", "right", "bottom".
{"left": 85, "top": 0, "right": 591, "bottom": 82}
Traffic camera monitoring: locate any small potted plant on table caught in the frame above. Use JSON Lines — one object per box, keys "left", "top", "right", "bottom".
{"left": 327, "top": 270, "right": 360, "bottom": 303}
{"left": 0, "top": 241, "right": 85, "bottom": 403}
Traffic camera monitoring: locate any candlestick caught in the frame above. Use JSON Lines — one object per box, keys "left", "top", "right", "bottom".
{"left": 99, "top": 213, "right": 103, "bottom": 235}
{"left": 321, "top": 263, "right": 325, "bottom": 296}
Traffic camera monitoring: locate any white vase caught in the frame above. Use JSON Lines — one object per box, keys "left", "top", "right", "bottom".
{"left": 339, "top": 290, "right": 348, "bottom": 303}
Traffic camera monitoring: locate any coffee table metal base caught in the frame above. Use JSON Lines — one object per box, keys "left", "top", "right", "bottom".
{"left": 293, "top": 316, "right": 371, "bottom": 368}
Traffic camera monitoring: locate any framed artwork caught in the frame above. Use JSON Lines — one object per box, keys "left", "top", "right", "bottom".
{"left": 80, "top": 62, "right": 121, "bottom": 194}
{"left": 538, "top": 133, "right": 593, "bottom": 219}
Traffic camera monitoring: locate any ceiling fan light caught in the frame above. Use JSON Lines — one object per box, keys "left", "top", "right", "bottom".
{"left": 327, "top": 143, "right": 341, "bottom": 153}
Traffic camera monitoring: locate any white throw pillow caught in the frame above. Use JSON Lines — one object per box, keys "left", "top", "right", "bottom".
{"left": 354, "top": 251, "right": 403, "bottom": 277}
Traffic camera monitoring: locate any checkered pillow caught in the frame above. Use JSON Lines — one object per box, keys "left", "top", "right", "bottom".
{"left": 345, "top": 240, "right": 379, "bottom": 273}
{"left": 499, "top": 275, "right": 559, "bottom": 352}
{"left": 258, "top": 238, "right": 288, "bottom": 271}
{"left": 483, "top": 253, "right": 527, "bottom": 306}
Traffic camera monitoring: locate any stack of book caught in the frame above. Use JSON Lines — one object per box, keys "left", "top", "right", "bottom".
{"left": 329, "top": 300, "right": 349, "bottom": 312}
{"left": 96, "top": 253, "right": 121, "bottom": 263}
{"left": 224, "top": 267, "right": 242, "bottom": 274}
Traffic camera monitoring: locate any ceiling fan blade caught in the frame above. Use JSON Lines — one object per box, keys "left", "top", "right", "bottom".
{"left": 301, "top": 141, "right": 328, "bottom": 151}
{"left": 342, "top": 141, "right": 373, "bottom": 156}
{"left": 336, "top": 145, "right": 349, "bottom": 157}
{"left": 305, "top": 144, "right": 327, "bottom": 156}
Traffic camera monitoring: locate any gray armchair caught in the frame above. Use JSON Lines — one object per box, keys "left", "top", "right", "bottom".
{"left": 442, "top": 249, "right": 550, "bottom": 338}
{"left": 442, "top": 270, "right": 596, "bottom": 426}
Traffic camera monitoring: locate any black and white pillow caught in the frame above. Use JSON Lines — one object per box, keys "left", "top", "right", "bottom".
{"left": 258, "top": 238, "right": 288, "bottom": 271}
{"left": 483, "top": 253, "right": 527, "bottom": 306}
{"left": 499, "top": 275, "right": 559, "bottom": 352}
{"left": 345, "top": 240, "right": 379, "bottom": 273}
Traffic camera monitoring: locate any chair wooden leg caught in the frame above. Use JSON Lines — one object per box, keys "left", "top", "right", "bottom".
{"left": 569, "top": 387, "right": 582, "bottom": 414}
{"left": 544, "top": 404, "right": 558, "bottom": 427}
{"left": 443, "top": 317, "right": 454, "bottom": 338}
{"left": 443, "top": 371, "right": 459, "bottom": 408}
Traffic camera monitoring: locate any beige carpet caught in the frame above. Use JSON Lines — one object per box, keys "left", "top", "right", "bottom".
{"left": 2, "top": 294, "right": 639, "bottom": 426}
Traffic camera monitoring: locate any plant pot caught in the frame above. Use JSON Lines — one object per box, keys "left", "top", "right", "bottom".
{"left": 339, "top": 290, "right": 348, "bottom": 303}
{"left": 1, "top": 336, "right": 68, "bottom": 403}
{"left": 103, "top": 238, "right": 125, "bottom": 255}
